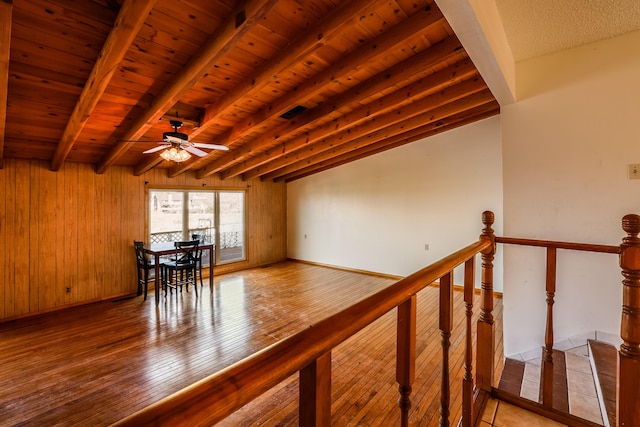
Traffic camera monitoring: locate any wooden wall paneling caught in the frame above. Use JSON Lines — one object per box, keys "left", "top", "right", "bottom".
{"left": 125, "top": 169, "right": 144, "bottom": 294}
{"left": 0, "top": 162, "right": 8, "bottom": 318}
{"left": 246, "top": 180, "right": 287, "bottom": 266}
{"left": 105, "top": 167, "right": 121, "bottom": 296}
{"left": 94, "top": 171, "right": 106, "bottom": 298}
{"left": 38, "top": 164, "right": 59, "bottom": 310}
{"left": 246, "top": 183, "right": 258, "bottom": 265}
{"left": 55, "top": 165, "right": 66, "bottom": 306}
{"left": 114, "top": 167, "right": 125, "bottom": 296}
{"left": 78, "top": 165, "right": 96, "bottom": 301}
{"left": 118, "top": 167, "right": 128, "bottom": 297}
{"left": 268, "top": 182, "right": 286, "bottom": 263}
{"left": 0, "top": 159, "right": 289, "bottom": 320}
{"left": 4, "top": 160, "right": 18, "bottom": 317}
{"left": 123, "top": 167, "right": 138, "bottom": 296}
{"left": 276, "top": 183, "right": 287, "bottom": 260}
{"left": 28, "top": 161, "right": 40, "bottom": 312}
{"left": 150, "top": 167, "right": 169, "bottom": 187}
{"left": 64, "top": 162, "right": 79, "bottom": 305}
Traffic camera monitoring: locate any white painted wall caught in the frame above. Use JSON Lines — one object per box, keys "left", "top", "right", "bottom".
{"left": 286, "top": 21, "right": 640, "bottom": 358}
{"left": 500, "top": 31, "right": 640, "bottom": 355}
{"left": 287, "top": 116, "right": 504, "bottom": 288}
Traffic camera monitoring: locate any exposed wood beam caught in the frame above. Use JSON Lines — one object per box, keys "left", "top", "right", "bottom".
{"left": 173, "top": 5, "right": 445, "bottom": 178}
{"left": 192, "top": 0, "right": 380, "bottom": 136}
{"left": 227, "top": 5, "right": 445, "bottom": 136}
{"left": 196, "top": 37, "right": 465, "bottom": 179}
{"left": 96, "top": 0, "right": 279, "bottom": 174}
{"left": 258, "top": 90, "right": 497, "bottom": 181}
{"left": 246, "top": 81, "right": 491, "bottom": 181}
{"left": 279, "top": 104, "right": 500, "bottom": 182}
{"left": 220, "top": 59, "right": 478, "bottom": 179}
{"left": 50, "top": 0, "right": 156, "bottom": 172}
{"left": 0, "top": 0, "right": 12, "bottom": 170}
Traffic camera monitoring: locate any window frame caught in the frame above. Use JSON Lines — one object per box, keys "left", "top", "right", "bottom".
{"left": 147, "top": 187, "right": 247, "bottom": 265}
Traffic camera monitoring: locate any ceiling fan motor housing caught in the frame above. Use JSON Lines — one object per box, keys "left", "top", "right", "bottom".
{"left": 163, "top": 131, "right": 189, "bottom": 141}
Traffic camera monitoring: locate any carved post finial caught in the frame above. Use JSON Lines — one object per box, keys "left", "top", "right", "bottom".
{"left": 482, "top": 210, "right": 494, "bottom": 226}
{"left": 480, "top": 211, "right": 496, "bottom": 255}
{"left": 622, "top": 214, "right": 640, "bottom": 242}
{"left": 482, "top": 211, "right": 494, "bottom": 233}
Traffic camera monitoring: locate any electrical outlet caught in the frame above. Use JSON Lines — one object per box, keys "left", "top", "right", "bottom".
{"left": 65, "top": 287, "right": 71, "bottom": 293}
{"left": 424, "top": 244, "right": 429, "bottom": 251}
{"left": 629, "top": 164, "right": 640, "bottom": 179}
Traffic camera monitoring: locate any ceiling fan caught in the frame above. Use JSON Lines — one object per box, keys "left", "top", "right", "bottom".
{"left": 141, "top": 120, "right": 229, "bottom": 162}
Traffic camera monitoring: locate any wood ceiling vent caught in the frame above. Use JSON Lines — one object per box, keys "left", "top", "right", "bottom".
{"left": 280, "top": 105, "right": 308, "bottom": 120}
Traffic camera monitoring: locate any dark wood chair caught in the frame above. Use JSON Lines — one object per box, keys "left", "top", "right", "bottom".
{"left": 191, "top": 233, "right": 205, "bottom": 287}
{"left": 162, "top": 240, "right": 199, "bottom": 297}
{"left": 133, "top": 241, "right": 154, "bottom": 300}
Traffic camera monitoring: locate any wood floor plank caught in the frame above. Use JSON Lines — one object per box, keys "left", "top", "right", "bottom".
{"left": 0, "top": 261, "right": 503, "bottom": 426}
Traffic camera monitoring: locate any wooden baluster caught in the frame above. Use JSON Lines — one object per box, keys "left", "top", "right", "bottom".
{"left": 476, "top": 211, "right": 496, "bottom": 391}
{"left": 618, "top": 214, "right": 640, "bottom": 426}
{"left": 299, "top": 351, "right": 332, "bottom": 427}
{"left": 541, "top": 247, "right": 556, "bottom": 408}
{"left": 396, "top": 295, "right": 416, "bottom": 427}
{"left": 439, "top": 271, "right": 453, "bottom": 427}
{"left": 461, "top": 258, "right": 475, "bottom": 427}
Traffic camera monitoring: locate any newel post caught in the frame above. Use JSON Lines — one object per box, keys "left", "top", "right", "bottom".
{"left": 618, "top": 214, "right": 640, "bottom": 426}
{"left": 476, "top": 211, "right": 496, "bottom": 391}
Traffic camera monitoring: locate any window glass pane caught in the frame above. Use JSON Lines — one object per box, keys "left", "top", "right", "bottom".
{"left": 219, "top": 192, "right": 245, "bottom": 263}
{"left": 148, "top": 189, "right": 245, "bottom": 265}
{"left": 188, "top": 192, "right": 215, "bottom": 266}
{"left": 149, "top": 191, "right": 184, "bottom": 244}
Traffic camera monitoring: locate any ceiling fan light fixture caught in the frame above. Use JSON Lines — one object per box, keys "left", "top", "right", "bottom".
{"left": 160, "top": 146, "right": 191, "bottom": 162}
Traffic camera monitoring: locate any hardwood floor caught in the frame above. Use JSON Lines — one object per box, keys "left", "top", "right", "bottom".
{"left": 0, "top": 261, "right": 503, "bottom": 426}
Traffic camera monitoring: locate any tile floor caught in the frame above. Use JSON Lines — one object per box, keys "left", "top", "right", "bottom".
{"left": 519, "top": 345, "right": 603, "bottom": 424}
{"left": 481, "top": 398, "right": 566, "bottom": 426}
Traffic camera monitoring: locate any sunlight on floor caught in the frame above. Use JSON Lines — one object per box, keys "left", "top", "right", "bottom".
{"left": 481, "top": 398, "right": 567, "bottom": 426}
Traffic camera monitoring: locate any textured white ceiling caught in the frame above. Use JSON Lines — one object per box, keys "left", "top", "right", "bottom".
{"left": 494, "top": 0, "right": 640, "bottom": 61}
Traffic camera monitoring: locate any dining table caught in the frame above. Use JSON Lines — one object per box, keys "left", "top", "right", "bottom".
{"left": 145, "top": 241, "right": 214, "bottom": 305}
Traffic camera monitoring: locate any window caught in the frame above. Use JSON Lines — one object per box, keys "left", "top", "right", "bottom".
{"left": 149, "top": 189, "right": 245, "bottom": 264}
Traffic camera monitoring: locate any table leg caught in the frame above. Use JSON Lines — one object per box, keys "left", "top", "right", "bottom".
{"left": 154, "top": 254, "right": 160, "bottom": 305}
{"left": 209, "top": 249, "right": 214, "bottom": 291}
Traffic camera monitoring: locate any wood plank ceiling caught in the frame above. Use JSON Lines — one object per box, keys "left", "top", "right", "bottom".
{"left": 1, "top": 0, "right": 499, "bottom": 182}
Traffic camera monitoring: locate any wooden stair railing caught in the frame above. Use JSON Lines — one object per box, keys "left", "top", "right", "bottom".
{"left": 112, "top": 211, "right": 496, "bottom": 427}
{"left": 494, "top": 236, "right": 620, "bottom": 414}
{"left": 493, "top": 214, "right": 640, "bottom": 426}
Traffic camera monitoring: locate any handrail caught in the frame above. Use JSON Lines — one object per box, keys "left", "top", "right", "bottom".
{"left": 113, "top": 238, "right": 492, "bottom": 426}
{"left": 496, "top": 236, "right": 620, "bottom": 254}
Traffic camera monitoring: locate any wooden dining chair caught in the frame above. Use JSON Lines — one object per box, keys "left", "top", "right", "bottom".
{"left": 162, "top": 240, "right": 199, "bottom": 297}
{"left": 133, "top": 241, "right": 154, "bottom": 300}
{"left": 191, "top": 233, "right": 205, "bottom": 287}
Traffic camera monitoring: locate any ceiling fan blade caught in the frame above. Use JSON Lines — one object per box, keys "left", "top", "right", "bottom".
{"left": 193, "top": 143, "right": 230, "bottom": 151}
{"left": 165, "top": 134, "right": 187, "bottom": 144}
{"left": 143, "top": 145, "right": 169, "bottom": 154}
{"left": 182, "top": 145, "right": 208, "bottom": 157}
